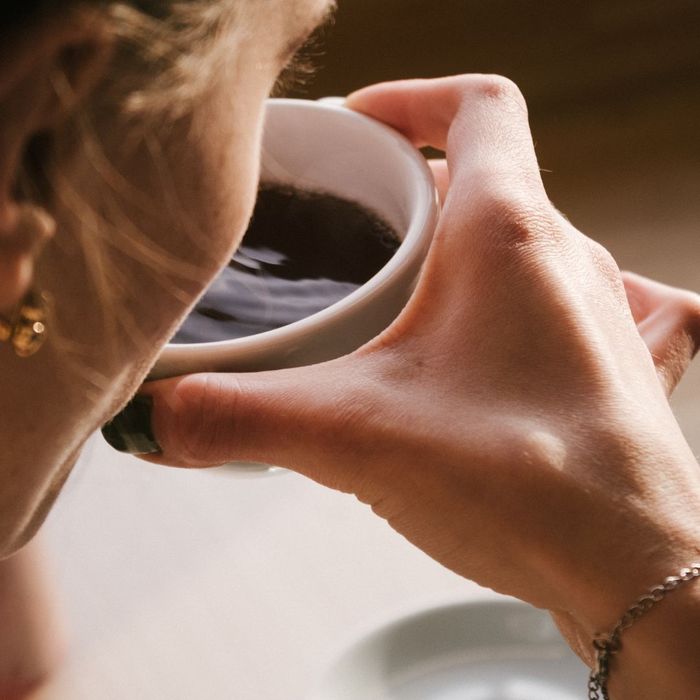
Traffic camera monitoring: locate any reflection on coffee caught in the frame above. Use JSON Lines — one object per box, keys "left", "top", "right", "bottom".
{"left": 172, "top": 185, "right": 400, "bottom": 344}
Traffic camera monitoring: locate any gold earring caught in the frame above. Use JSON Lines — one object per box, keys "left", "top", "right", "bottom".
{"left": 0, "top": 290, "right": 51, "bottom": 358}
{"left": 0, "top": 204, "right": 55, "bottom": 358}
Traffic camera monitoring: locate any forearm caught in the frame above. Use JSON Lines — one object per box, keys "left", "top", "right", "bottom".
{"left": 0, "top": 539, "right": 64, "bottom": 698}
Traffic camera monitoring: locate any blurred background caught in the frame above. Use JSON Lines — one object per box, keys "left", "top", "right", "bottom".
{"left": 37, "top": 3, "right": 700, "bottom": 698}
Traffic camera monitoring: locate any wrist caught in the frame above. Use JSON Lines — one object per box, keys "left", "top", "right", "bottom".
{"left": 549, "top": 511, "right": 700, "bottom": 698}
{"left": 607, "top": 573, "right": 700, "bottom": 699}
{"left": 542, "top": 442, "right": 700, "bottom": 638}
{"left": 572, "top": 523, "right": 700, "bottom": 639}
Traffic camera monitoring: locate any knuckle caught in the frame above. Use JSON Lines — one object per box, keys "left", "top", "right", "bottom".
{"left": 476, "top": 189, "right": 561, "bottom": 249}
{"left": 472, "top": 74, "right": 527, "bottom": 113}
{"left": 313, "top": 371, "right": 387, "bottom": 462}
{"left": 587, "top": 239, "right": 623, "bottom": 285}
{"left": 170, "top": 374, "right": 237, "bottom": 465}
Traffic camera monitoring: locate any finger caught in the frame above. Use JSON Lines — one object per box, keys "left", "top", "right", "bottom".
{"left": 622, "top": 271, "right": 700, "bottom": 395}
{"left": 102, "top": 358, "right": 375, "bottom": 488}
{"left": 428, "top": 159, "right": 449, "bottom": 205}
{"left": 348, "top": 76, "right": 569, "bottom": 343}
{"left": 347, "top": 74, "right": 564, "bottom": 323}
{"left": 347, "top": 75, "right": 546, "bottom": 203}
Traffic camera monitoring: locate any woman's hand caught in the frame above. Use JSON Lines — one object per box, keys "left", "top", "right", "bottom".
{"left": 113, "top": 76, "right": 700, "bottom": 695}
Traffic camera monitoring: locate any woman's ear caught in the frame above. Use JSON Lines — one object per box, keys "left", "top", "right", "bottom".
{"left": 0, "top": 7, "right": 112, "bottom": 310}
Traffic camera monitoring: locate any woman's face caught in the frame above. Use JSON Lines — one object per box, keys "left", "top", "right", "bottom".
{"left": 0, "top": 0, "right": 335, "bottom": 558}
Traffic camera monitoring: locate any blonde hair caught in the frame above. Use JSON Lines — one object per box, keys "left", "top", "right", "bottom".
{"left": 108, "top": 2, "right": 248, "bottom": 120}
{"left": 18, "top": 1, "right": 248, "bottom": 390}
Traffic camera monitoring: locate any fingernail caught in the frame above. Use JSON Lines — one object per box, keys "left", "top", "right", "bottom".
{"left": 101, "top": 395, "right": 160, "bottom": 455}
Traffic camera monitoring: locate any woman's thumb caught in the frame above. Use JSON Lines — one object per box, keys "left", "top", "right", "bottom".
{"left": 101, "top": 360, "right": 369, "bottom": 478}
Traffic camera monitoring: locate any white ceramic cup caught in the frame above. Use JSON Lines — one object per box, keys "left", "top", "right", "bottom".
{"left": 151, "top": 97, "right": 439, "bottom": 471}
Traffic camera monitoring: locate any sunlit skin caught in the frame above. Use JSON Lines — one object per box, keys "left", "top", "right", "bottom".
{"left": 1, "top": 2, "right": 700, "bottom": 698}
{"left": 0, "top": 2, "right": 333, "bottom": 694}
{"left": 138, "top": 76, "right": 700, "bottom": 698}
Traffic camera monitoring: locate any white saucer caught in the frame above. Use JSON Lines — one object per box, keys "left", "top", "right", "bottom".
{"left": 309, "top": 599, "right": 587, "bottom": 700}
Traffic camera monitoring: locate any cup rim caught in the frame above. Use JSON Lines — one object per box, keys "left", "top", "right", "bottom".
{"left": 163, "top": 97, "right": 439, "bottom": 356}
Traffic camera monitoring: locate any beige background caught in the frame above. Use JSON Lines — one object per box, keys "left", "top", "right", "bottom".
{"left": 37, "top": 3, "right": 700, "bottom": 699}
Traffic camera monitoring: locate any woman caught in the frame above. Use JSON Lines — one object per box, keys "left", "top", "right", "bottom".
{"left": 1, "top": 0, "right": 335, "bottom": 693}
{"left": 2, "top": 1, "right": 699, "bottom": 698}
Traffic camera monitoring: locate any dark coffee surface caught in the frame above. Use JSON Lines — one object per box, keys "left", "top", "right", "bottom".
{"left": 172, "top": 185, "right": 400, "bottom": 344}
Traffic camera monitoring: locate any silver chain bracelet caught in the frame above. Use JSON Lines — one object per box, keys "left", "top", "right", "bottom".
{"left": 588, "top": 562, "right": 700, "bottom": 699}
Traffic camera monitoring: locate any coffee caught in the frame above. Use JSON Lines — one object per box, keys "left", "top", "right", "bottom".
{"left": 172, "top": 185, "right": 401, "bottom": 344}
